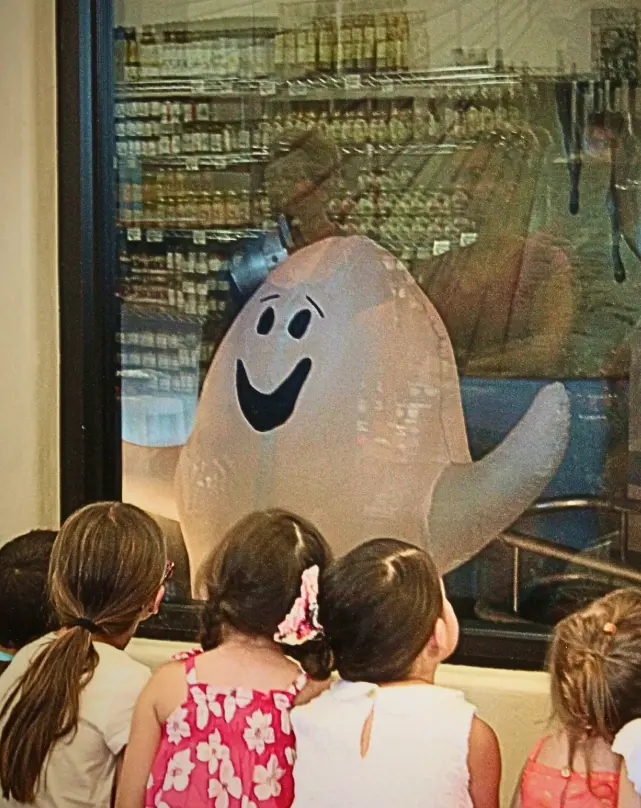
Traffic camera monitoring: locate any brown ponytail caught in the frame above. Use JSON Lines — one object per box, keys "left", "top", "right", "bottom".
{"left": 0, "top": 502, "right": 166, "bottom": 802}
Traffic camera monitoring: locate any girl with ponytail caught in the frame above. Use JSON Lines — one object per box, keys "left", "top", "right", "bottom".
{"left": 512, "top": 588, "right": 641, "bottom": 808}
{"left": 0, "top": 501, "right": 168, "bottom": 807}
{"left": 116, "top": 509, "right": 332, "bottom": 808}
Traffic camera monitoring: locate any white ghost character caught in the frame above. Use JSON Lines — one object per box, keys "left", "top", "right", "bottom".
{"left": 124, "top": 236, "right": 570, "bottom": 587}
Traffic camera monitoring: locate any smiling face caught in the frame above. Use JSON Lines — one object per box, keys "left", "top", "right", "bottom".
{"left": 235, "top": 293, "right": 324, "bottom": 433}
{"left": 177, "top": 235, "right": 474, "bottom": 582}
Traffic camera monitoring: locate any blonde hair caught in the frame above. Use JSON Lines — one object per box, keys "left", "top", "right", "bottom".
{"left": 548, "top": 587, "right": 641, "bottom": 774}
{"left": 0, "top": 502, "right": 166, "bottom": 802}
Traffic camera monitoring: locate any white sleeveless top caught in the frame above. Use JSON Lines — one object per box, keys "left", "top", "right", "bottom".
{"left": 291, "top": 679, "right": 475, "bottom": 808}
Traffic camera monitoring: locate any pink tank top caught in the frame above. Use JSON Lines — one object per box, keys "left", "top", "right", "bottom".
{"left": 145, "top": 650, "right": 307, "bottom": 808}
{"left": 520, "top": 737, "right": 620, "bottom": 808}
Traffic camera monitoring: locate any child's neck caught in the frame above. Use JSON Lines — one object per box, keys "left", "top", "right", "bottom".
{"left": 219, "top": 628, "right": 281, "bottom": 654}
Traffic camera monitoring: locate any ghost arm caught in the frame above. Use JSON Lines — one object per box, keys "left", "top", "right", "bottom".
{"left": 425, "top": 383, "right": 571, "bottom": 572}
{"left": 121, "top": 441, "right": 182, "bottom": 522}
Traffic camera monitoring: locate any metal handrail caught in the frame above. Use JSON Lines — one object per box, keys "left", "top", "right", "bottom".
{"left": 498, "top": 496, "right": 641, "bottom": 616}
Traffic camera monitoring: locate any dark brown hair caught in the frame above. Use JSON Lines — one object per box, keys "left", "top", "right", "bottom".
{"left": 548, "top": 587, "right": 641, "bottom": 768}
{"left": 319, "top": 538, "right": 443, "bottom": 683}
{"left": 0, "top": 530, "right": 58, "bottom": 650}
{"left": 198, "top": 509, "right": 332, "bottom": 679}
{"left": 0, "top": 502, "right": 166, "bottom": 803}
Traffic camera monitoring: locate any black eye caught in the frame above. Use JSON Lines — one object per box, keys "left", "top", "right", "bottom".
{"left": 288, "top": 309, "right": 312, "bottom": 340}
{"left": 257, "top": 307, "right": 275, "bottom": 335}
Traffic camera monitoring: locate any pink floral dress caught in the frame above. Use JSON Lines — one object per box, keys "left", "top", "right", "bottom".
{"left": 145, "top": 650, "right": 307, "bottom": 808}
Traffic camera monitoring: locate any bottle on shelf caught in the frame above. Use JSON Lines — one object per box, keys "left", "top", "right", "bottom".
{"left": 352, "top": 16, "right": 364, "bottom": 73}
{"left": 375, "top": 14, "right": 388, "bottom": 73}
{"left": 317, "top": 18, "right": 335, "bottom": 74}
{"left": 362, "top": 15, "right": 376, "bottom": 73}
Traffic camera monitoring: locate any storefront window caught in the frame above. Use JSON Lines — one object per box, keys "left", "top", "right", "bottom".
{"left": 113, "top": 0, "right": 641, "bottom": 661}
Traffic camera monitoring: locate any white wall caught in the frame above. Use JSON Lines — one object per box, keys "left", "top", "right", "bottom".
{"left": 0, "top": 0, "right": 59, "bottom": 540}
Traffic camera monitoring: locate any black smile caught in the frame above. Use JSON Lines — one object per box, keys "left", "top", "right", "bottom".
{"left": 236, "top": 358, "right": 312, "bottom": 432}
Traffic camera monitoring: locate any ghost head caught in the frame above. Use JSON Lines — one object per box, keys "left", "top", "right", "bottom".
{"left": 175, "top": 236, "right": 570, "bottom": 584}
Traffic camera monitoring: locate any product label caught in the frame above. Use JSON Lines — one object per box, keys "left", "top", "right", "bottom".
{"left": 433, "top": 240, "right": 451, "bottom": 256}
{"left": 460, "top": 232, "right": 478, "bottom": 247}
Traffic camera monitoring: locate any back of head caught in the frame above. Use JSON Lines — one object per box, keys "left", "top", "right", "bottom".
{"left": 0, "top": 501, "right": 167, "bottom": 802}
{"left": 0, "top": 530, "right": 58, "bottom": 651}
{"left": 319, "top": 538, "right": 443, "bottom": 682}
{"left": 198, "top": 509, "right": 332, "bottom": 677}
{"left": 548, "top": 587, "right": 641, "bottom": 748}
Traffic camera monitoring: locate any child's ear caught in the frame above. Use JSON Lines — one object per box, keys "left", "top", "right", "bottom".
{"left": 151, "top": 586, "right": 166, "bottom": 616}
{"left": 430, "top": 616, "right": 449, "bottom": 657}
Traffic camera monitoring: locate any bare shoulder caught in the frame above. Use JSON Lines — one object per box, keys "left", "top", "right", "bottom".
{"left": 144, "top": 659, "right": 188, "bottom": 720}
{"left": 294, "top": 677, "right": 332, "bottom": 707}
{"left": 469, "top": 715, "right": 500, "bottom": 754}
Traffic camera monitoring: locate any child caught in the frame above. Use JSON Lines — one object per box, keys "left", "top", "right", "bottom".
{"left": 511, "top": 588, "right": 641, "bottom": 808}
{"left": 0, "top": 502, "right": 168, "bottom": 808}
{"left": 0, "top": 530, "right": 58, "bottom": 675}
{"left": 290, "top": 538, "right": 501, "bottom": 808}
{"left": 116, "top": 509, "right": 332, "bottom": 808}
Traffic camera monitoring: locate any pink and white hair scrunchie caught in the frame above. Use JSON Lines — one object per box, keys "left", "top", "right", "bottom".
{"left": 274, "top": 565, "right": 324, "bottom": 646}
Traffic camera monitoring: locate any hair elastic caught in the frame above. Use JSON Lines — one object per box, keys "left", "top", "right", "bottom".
{"left": 69, "top": 617, "right": 101, "bottom": 634}
{"left": 603, "top": 622, "right": 617, "bottom": 635}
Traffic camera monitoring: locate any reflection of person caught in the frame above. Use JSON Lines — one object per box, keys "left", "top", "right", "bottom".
{"left": 116, "top": 510, "right": 333, "bottom": 808}
{"left": 511, "top": 588, "right": 641, "bottom": 808}
{"left": 291, "top": 539, "right": 501, "bottom": 808}
{"left": 0, "top": 530, "right": 58, "bottom": 676}
{"left": 0, "top": 502, "right": 168, "bottom": 808}
{"left": 264, "top": 128, "right": 341, "bottom": 250}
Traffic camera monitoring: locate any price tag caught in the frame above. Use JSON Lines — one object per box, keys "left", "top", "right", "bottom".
{"left": 147, "top": 229, "right": 164, "bottom": 243}
{"left": 433, "top": 240, "right": 451, "bottom": 257}
{"left": 343, "top": 74, "right": 362, "bottom": 89}
{"left": 381, "top": 80, "right": 396, "bottom": 94}
{"left": 193, "top": 230, "right": 207, "bottom": 245}
{"left": 460, "top": 232, "right": 478, "bottom": 247}
{"left": 288, "top": 83, "right": 308, "bottom": 97}
{"left": 259, "top": 80, "right": 276, "bottom": 96}
{"left": 185, "top": 156, "right": 199, "bottom": 171}
{"left": 127, "top": 227, "right": 142, "bottom": 242}
{"left": 212, "top": 157, "right": 228, "bottom": 170}
{"left": 193, "top": 79, "right": 206, "bottom": 94}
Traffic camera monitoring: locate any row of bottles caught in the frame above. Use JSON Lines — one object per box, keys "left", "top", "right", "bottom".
{"left": 118, "top": 168, "right": 273, "bottom": 229}
{"left": 119, "top": 247, "right": 232, "bottom": 318}
{"left": 274, "top": 13, "right": 414, "bottom": 77}
{"left": 115, "top": 26, "right": 275, "bottom": 82}
{"left": 115, "top": 12, "right": 419, "bottom": 84}
{"left": 117, "top": 328, "right": 203, "bottom": 395}
{"left": 329, "top": 182, "right": 478, "bottom": 256}
{"left": 115, "top": 96, "right": 530, "bottom": 160}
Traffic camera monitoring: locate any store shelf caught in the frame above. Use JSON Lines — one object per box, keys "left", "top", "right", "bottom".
{"left": 118, "top": 224, "right": 268, "bottom": 243}
{"left": 115, "top": 67, "right": 525, "bottom": 101}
